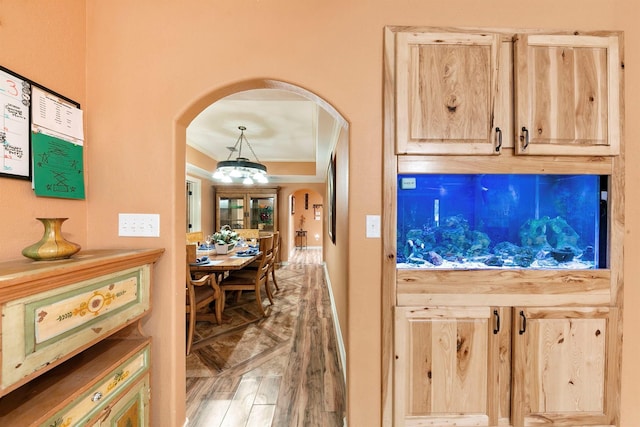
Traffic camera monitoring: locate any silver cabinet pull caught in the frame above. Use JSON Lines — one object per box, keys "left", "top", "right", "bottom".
{"left": 91, "top": 391, "right": 103, "bottom": 402}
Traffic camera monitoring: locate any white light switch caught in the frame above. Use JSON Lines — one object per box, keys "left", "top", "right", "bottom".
{"left": 118, "top": 213, "right": 160, "bottom": 237}
{"left": 366, "top": 215, "right": 381, "bottom": 238}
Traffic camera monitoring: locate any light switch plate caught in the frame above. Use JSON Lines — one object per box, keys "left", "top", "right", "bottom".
{"left": 366, "top": 215, "right": 381, "bottom": 238}
{"left": 118, "top": 213, "right": 160, "bottom": 237}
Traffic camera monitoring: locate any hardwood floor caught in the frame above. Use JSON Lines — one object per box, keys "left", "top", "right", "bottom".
{"left": 186, "top": 247, "right": 346, "bottom": 426}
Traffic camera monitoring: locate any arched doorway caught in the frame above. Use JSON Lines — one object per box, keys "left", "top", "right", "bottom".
{"left": 178, "top": 79, "right": 349, "bottom": 424}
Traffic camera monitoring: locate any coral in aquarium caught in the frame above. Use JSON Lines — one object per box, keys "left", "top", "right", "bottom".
{"left": 519, "top": 216, "right": 580, "bottom": 253}
{"left": 402, "top": 215, "right": 491, "bottom": 264}
{"left": 399, "top": 214, "right": 592, "bottom": 269}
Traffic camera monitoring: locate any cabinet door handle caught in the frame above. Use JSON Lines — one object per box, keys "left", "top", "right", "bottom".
{"left": 495, "top": 127, "right": 502, "bottom": 152}
{"left": 519, "top": 310, "right": 527, "bottom": 335}
{"left": 521, "top": 126, "right": 529, "bottom": 150}
{"left": 493, "top": 309, "right": 500, "bottom": 334}
{"left": 91, "top": 391, "right": 103, "bottom": 402}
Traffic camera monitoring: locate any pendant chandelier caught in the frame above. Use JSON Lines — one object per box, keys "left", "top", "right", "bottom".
{"left": 212, "top": 126, "right": 268, "bottom": 185}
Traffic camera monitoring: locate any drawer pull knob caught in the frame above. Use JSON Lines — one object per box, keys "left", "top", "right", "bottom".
{"left": 91, "top": 391, "right": 103, "bottom": 402}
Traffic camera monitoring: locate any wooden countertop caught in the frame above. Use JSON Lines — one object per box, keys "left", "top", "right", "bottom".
{"left": 0, "top": 248, "right": 165, "bottom": 301}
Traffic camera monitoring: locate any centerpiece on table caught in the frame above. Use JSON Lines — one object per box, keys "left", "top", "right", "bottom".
{"left": 211, "top": 225, "right": 239, "bottom": 254}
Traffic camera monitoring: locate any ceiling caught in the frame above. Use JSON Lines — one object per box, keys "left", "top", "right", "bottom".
{"left": 186, "top": 88, "right": 341, "bottom": 183}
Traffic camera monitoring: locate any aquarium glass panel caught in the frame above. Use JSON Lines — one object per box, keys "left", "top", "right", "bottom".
{"left": 397, "top": 174, "right": 605, "bottom": 269}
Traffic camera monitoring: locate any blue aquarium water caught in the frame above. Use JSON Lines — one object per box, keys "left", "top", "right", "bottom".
{"left": 397, "top": 174, "right": 606, "bottom": 269}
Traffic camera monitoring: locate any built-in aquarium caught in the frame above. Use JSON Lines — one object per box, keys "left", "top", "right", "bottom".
{"left": 397, "top": 174, "right": 607, "bottom": 270}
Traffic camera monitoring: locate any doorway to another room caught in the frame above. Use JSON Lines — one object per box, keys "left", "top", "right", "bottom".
{"left": 181, "top": 79, "right": 349, "bottom": 426}
{"left": 290, "top": 189, "right": 323, "bottom": 254}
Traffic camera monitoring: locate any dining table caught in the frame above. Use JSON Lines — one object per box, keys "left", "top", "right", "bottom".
{"left": 189, "top": 245, "right": 262, "bottom": 323}
{"left": 189, "top": 245, "right": 261, "bottom": 281}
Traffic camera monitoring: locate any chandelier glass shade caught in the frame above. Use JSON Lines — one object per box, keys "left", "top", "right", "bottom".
{"left": 213, "top": 126, "right": 268, "bottom": 185}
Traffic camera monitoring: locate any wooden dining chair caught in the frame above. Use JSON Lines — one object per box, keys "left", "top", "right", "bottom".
{"left": 219, "top": 234, "right": 274, "bottom": 317}
{"left": 234, "top": 233, "right": 277, "bottom": 298}
{"left": 186, "top": 231, "right": 204, "bottom": 245}
{"left": 270, "top": 231, "right": 281, "bottom": 291}
{"left": 244, "top": 231, "right": 280, "bottom": 292}
{"left": 235, "top": 228, "right": 260, "bottom": 240}
{"left": 185, "top": 262, "right": 221, "bottom": 355}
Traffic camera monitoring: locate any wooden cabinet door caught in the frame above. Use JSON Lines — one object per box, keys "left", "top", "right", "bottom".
{"left": 395, "top": 32, "right": 503, "bottom": 155}
{"left": 512, "top": 307, "right": 620, "bottom": 426}
{"left": 216, "top": 192, "right": 247, "bottom": 230}
{"left": 214, "top": 186, "right": 279, "bottom": 232}
{"left": 248, "top": 192, "right": 277, "bottom": 232}
{"left": 394, "top": 306, "right": 502, "bottom": 426}
{"left": 514, "top": 33, "right": 622, "bottom": 156}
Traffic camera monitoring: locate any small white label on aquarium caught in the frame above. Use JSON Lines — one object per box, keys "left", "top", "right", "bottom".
{"left": 400, "top": 177, "right": 416, "bottom": 189}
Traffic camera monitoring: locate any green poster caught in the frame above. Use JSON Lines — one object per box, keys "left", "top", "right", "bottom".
{"left": 32, "top": 132, "right": 85, "bottom": 199}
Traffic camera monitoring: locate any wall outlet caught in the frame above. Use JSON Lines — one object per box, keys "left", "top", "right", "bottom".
{"left": 118, "top": 213, "right": 160, "bottom": 237}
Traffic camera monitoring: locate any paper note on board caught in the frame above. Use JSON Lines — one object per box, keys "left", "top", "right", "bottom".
{"left": 32, "top": 86, "right": 84, "bottom": 144}
{"left": 32, "top": 131, "right": 85, "bottom": 199}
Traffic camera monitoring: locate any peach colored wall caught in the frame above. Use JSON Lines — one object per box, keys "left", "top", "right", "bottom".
{"left": 1, "top": 1, "right": 637, "bottom": 426}
{"left": 324, "top": 127, "right": 350, "bottom": 365}
{"left": 0, "top": 1, "right": 86, "bottom": 261}
{"left": 81, "top": 2, "right": 640, "bottom": 426}
{"left": 292, "top": 189, "right": 324, "bottom": 247}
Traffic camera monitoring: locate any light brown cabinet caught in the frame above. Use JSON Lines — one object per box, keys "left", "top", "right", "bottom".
{"left": 384, "top": 26, "right": 624, "bottom": 427}
{"left": 394, "top": 306, "right": 503, "bottom": 426}
{"left": 514, "top": 34, "right": 621, "bottom": 156}
{"left": 394, "top": 305, "right": 619, "bottom": 426}
{"left": 214, "top": 185, "right": 279, "bottom": 233}
{"left": 393, "top": 29, "right": 622, "bottom": 156}
{"left": 394, "top": 32, "right": 505, "bottom": 155}
{"left": 0, "top": 249, "right": 163, "bottom": 426}
{"left": 511, "top": 306, "right": 619, "bottom": 426}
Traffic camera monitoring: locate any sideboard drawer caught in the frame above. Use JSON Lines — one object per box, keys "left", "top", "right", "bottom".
{"left": 93, "top": 373, "right": 150, "bottom": 427}
{"left": 0, "top": 335, "right": 150, "bottom": 426}
{"left": 1, "top": 264, "right": 151, "bottom": 391}
{"left": 44, "top": 344, "right": 150, "bottom": 427}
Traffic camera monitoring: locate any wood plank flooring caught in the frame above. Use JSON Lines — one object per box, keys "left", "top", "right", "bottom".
{"left": 186, "top": 248, "right": 346, "bottom": 426}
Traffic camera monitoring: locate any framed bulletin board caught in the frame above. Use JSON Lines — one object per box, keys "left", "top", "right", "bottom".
{"left": 0, "top": 65, "right": 32, "bottom": 180}
{"left": 1, "top": 64, "right": 85, "bottom": 199}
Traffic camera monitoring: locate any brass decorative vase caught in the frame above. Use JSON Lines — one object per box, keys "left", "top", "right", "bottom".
{"left": 22, "top": 218, "right": 81, "bottom": 261}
